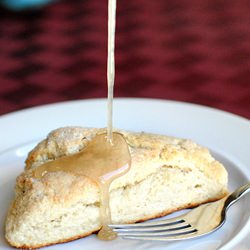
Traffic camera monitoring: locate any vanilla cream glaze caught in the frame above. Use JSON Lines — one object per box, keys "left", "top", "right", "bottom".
{"left": 107, "top": 0, "right": 116, "bottom": 142}
{"left": 33, "top": 0, "right": 131, "bottom": 241}
{"left": 34, "top": 132, "right": 131, "bottom": 240}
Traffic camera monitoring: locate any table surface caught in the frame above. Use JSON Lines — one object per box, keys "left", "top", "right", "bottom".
{"left": 0, "top": 0, "right": 249, "bottom": 119}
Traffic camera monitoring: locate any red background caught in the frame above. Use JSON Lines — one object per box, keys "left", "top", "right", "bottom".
{"left": 0, "top": 0, "right": 249, "bottom": 118}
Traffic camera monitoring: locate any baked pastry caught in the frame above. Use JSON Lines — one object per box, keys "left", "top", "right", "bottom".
{"left": 5, "top": 127, "right": 228, "bottom": 249}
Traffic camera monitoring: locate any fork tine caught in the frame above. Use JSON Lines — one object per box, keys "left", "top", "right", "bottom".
{"left": 112, "top": 221, "right": 191, "bottom": 233}
{"left": 122, "top": 229, "right": 198, "bottom": 241}
{"left": 110, "top": 215, "right": 185, "bottom": 229}
{"left": 116, "top": 226, "right": 196, "bottom": 237}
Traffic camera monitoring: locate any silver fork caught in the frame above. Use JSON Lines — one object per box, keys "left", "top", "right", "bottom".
{"left": 110, "top": 183, "right": 250, "bottom": 241}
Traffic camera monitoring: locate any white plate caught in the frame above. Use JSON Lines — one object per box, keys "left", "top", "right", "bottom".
{"left": 0, "top": 98, "right": 249, "bottom": 250}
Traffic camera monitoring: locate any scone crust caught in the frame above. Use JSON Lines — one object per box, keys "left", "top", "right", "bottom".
{"left": 25, "top": 126, "right": 227, "bottom": 189}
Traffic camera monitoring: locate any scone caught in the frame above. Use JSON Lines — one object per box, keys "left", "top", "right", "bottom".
{"left": 5, "top": 127, "right": 228, "bottom": 249}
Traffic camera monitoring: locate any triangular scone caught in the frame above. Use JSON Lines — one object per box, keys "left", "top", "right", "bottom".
{"left": 5, "top": 127, "right": 228, "bottom": 249}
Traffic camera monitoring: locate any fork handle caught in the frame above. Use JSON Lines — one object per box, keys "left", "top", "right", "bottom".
{"left": 225, "top": 182, "right": 250, "bottom": 209}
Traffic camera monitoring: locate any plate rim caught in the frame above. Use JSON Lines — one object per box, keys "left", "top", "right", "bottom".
{"left": 1, "top": 98, "right": 250, "bottom": 123}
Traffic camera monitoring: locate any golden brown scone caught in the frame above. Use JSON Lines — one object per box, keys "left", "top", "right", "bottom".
{"left": 5, "top": 127, "right": 228, "bottom": 249}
